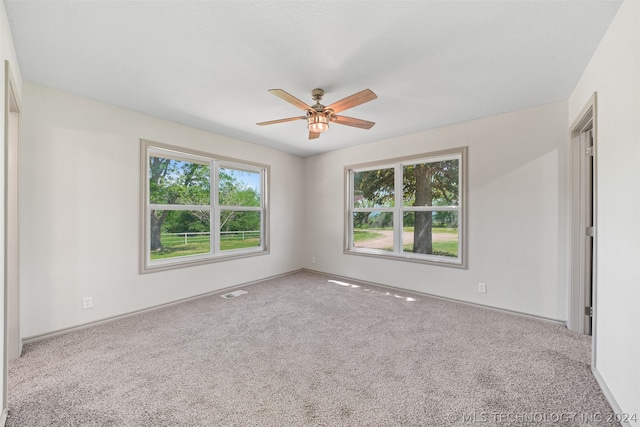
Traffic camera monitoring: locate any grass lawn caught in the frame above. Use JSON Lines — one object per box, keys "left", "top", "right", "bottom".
{"left": 220, "top": 237, "right": 261, "bottom": 251}
{"left": 150, "top": 235, "right": 260, "bottom": 260}
{"left": 353, "top": 230, "right": 384, "bottom": 241}
{"left": 403, "top": 226, "right": 457, "bottom": 234}
{"left": 402, "top": 240, "right": 458, "bottom": 257}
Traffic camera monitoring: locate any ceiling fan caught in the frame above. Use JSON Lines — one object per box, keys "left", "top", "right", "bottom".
{"left": 257, "top": 88, "right": 377, "bottom": 140}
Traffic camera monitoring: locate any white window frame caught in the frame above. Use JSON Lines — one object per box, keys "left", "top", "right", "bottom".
{"left": 344, "top": 147, "right": 467, "bottom": 269}
{"left": 140, "top": 139, "right": 269, "bottom": 273}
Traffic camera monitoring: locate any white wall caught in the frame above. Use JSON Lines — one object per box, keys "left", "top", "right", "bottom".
{"left": 19, "top": 83, "right": 305, "bottom": 338}
{"left": 304, "top": 101, "right": 569, "bottom": 321}
{"left": 569, "top": 0, "right": 640, "bottom": 417}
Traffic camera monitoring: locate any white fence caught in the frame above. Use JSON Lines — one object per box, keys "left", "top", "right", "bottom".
{"left": 163, "top": 231, "right": 260, "bottom": 245}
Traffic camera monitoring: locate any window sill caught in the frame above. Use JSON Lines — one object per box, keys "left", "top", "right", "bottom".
{"left": 141, "top": 248, "right": 270, "bottom": 274}
{"left": 344, "top": 248, "right": 467, "bottom": 269}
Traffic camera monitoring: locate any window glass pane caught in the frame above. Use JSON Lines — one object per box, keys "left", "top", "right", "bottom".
{"left": 402, "top": 160, "right": 459, "bottom": 207}
{"left": 220, "top": 210, "right": 261, "bottom": 251}
{"left": 149, "top": 156, "right": 210, "bottom": 205}
{"left": 402, "top": 211, "right": 458, "bottom": 257}
{"left": 219, "top": 168, "right": 261, "bottom": 207}
{"left": 353, "top": 168, "right": 395, "bottom": 208}
{"left": 150, "top": 210, "right": 211, "bottom": 260}
{"left": 352, "top": 211, "right": 394, "bottom": 251}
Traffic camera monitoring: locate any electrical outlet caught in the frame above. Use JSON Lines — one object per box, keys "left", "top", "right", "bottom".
{"left": 311, "top": 257, "right": 316, "bottom": 264}
{"left": 478, "top": 283, "right": 487, "bottom": 294}
{"left": 82, "top": 297, "right": 93, "bottom": 310}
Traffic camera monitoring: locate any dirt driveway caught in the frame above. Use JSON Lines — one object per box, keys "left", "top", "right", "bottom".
{"left": 355, "top": 229, "right": 456, "bottom": 249}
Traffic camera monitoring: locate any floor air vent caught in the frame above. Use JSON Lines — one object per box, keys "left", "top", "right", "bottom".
{"left": 221, "top": 290, "right": 248, "bottom": 299}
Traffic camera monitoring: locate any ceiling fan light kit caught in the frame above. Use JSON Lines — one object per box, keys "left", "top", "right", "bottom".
{"left": 308, "top": 113, "right": 329, "bottom": 133}
{"left": 257, "top": 87, "right": 377, "bottom": 140}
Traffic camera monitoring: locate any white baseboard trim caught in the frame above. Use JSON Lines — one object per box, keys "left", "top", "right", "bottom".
{"left": 592, "top": 367, "right": 633, "bottom": 427}
{"left": 22, "top": 269, "right": 304, "bottom": 345}
{"left": 302, "top": 268, "right": 567, "bottom": 326}
{"left": 1, "top": 407, "right": 8, "bottom": 427}
{"left": 24, "top": 268, "right": 566, "bottom": 346}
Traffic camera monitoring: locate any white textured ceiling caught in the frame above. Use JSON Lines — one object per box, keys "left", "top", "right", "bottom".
{"left": 5, "top": 1, "right": 621, "bottom": 157}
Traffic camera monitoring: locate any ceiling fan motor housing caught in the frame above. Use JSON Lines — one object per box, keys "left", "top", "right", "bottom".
{"left": 311, "top": 88, "right": 325, "bottom": 101}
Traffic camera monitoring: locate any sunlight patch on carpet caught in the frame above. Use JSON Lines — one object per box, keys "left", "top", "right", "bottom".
{"left": 327, "top": 279, "right": 417, "bottom": 302}
{"left": 328, "top": 280, "right": 360, "bottom": 288}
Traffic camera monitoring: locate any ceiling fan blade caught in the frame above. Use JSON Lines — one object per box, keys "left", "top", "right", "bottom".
{"left": 256, "top": 116, "right": 306, "bottom": 126}
{"left": 309, "top": 131, "right": 320, "bottom": 140}
{"left": 325, "top": 89, "right": 377, "bottom": 114}
{"left": 331, "top": 115, "right": 375, "bottom": 129}
{"left": 268, "top": 89, "right": 314, "bottom": 112}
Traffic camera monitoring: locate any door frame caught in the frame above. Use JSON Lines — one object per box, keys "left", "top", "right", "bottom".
{"left": 569, "top": 93, "right": 598, "bottom": 356}
{"left": 3, "top": 60, "right": 21, "bottom": 422}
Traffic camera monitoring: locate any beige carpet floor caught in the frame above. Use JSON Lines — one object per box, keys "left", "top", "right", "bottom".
{"left": 8, "top": 270, "right": 616, "bottom": 426}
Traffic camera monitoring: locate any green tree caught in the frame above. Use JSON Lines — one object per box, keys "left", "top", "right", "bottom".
{"left": 161, "top": 210, "right": 209, "bottom": 234}
{"left": 149, "top": 157, "right": 210, "bottom": 251}
{"left": 219, "top": 169, "right": 260, "bottom": 232}
{"left": 405, "top": 161, "right": 458, "bottom": 253}
{"left": 354, "top": 160, "right": 458, "bottom": 254}
{"left": 149, "top": 161, "right": 263, "bottom": 253}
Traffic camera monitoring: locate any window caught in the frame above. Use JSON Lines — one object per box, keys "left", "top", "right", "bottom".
{"left": 346, "top": 147, "right": 466, "bottom": 268}
{"left": 141, "top": 140, "right": 268, "bottom": 273}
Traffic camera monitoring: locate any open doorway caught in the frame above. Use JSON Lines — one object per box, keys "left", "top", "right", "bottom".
{"left": 569, "top": 94, "right": 596, "bottom": 339}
